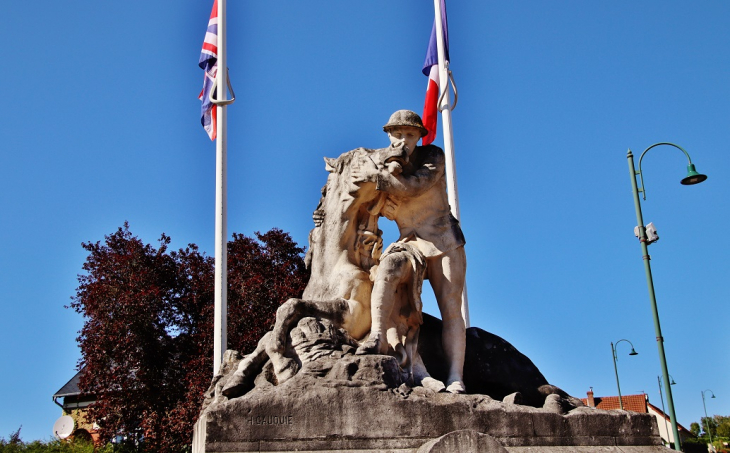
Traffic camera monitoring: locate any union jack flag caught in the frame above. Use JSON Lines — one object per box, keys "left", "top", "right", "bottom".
{"left": 199, "top": 0, "right": 218, "bottom": 140}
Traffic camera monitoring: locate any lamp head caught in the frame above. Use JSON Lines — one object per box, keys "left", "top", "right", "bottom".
{"left": 670, "top": 378, "right": 677, "bottom": 385}
{"left": 629, "top": 348, "right": 638, "bottom": 356}
{"left": 681, "top": 164, "right": 707, "bottom": 185}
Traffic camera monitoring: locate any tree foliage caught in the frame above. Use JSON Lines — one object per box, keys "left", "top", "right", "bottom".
{"left": 690, "top": 422, "right": 701, "bottom": 436}
{"left": 0, "top": 427, "right": 132, "bottom": 453}
{"left": 715, "top": 415, "right": 730, "bottom": 438}
{"left": 701, "top": 416, "right": 719, "bottom": 438}
{"left": 69, "top": 223, "right": 308, "bottom": 452}
{"left": 685, "top": 415, "right": 730, "bottom": 453}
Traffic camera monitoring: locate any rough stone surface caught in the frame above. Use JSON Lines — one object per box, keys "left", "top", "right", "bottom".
{"left": 196, "top": 383, "right": 661, "bottom": 452}
{"left": 195, "top": 359, "right": 661, "bottom": 452}
{"left": 193, "top": 313, "right": 662, "bottom": 452}
{"left": 502, "top": 392, "right": 523, "bottom": 405}
{"left": 417, "top": 430, "right": 508, "bottom": 453}
{"left": 505, "top": 449, "right": 668, "bottom": 452}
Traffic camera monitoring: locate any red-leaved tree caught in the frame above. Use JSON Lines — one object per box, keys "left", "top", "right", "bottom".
{"left": 70, "top": 223, "right": 308, "bottom": 452}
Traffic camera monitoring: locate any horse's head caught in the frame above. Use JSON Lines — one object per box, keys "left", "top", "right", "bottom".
{"left": 304, "top": 146, "right": 407, "bottom": 302}
{"left": 321, "top": 147, "right": 400, "bottom": 216}
{"left": 324, "top": 144, "right": 408, "bottom": 202}
{"left": 376, "top": 142, "right": 410, "bottom": 176}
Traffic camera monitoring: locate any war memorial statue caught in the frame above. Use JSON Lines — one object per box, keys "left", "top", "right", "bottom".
{"left": 192, "top": 111, "right": 666, "bottom": 453}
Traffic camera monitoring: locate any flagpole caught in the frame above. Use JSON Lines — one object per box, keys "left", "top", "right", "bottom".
{"left": 213, "top": 0, "right": 228, "bottom": 376}
{"left": 432, "top": 0, "right": 470, "bottom": 328}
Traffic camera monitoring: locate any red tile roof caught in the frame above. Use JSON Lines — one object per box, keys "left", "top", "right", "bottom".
{"left": 581, "top": 394, "right": 648, "bottom": 413}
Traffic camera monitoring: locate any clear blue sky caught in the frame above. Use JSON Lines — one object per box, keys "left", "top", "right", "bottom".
{"left": 1, "top": 0, "right": 728, "bottom": 442}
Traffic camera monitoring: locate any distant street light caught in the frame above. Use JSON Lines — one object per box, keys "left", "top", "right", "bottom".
{"left": 701, "top": 389, "right": 716, "bottom": 446}
{"left": 611, "top": 339, "right": 638, "bottom": 410}
{"left": 657, "top": 375, "right": 677, "bottom": 446}
{"left": 627, "top": 142, "right": 708, "bottom": 452}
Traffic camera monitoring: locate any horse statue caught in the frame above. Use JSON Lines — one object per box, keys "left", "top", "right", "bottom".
{"left": 222, "top": 144, "right": 438, "bottom": 398}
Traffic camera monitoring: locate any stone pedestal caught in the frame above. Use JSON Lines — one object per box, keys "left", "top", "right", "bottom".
{"left": 192, "top": 316, "right": 665, "bottom": 453}
{"left": 193, "top": 355, "right": 664, "bottom": 453}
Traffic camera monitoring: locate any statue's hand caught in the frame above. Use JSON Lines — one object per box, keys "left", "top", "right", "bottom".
{"left": 382, "top": 196, "right": 400, "bottom": 221}
{"left": 312, "top": 209, "right": 325, "bottom": 227}
{"left": 386, "top": 161, "right": 403, "bottom": 176}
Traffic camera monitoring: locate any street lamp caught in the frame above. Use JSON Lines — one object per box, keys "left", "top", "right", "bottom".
{"left": 701, "top": 389, "right": 716, "bottom": 446}
{"left": 657, "top": 375, "right": 677, "bottom": 446}
{"left": 627, "top": 142, "right": 708, "bottom": 452}
{"left": 611, "top": 339, "right": 638, "bottom": 410}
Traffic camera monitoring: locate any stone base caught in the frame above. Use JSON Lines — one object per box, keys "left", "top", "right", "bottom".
{"left": 192, "top": 317, "right": 664, "bottom": 453}
{"left": 193, "top": 361, "right": 663, "bottom": 453}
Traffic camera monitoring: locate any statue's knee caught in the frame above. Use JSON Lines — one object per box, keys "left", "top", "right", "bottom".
{"left": 441, "top": 312, "right": 466, "bottom": 330}
{"left": 377, "top": 254, "right": 409, "bottom": 281}
{"left": 276, "top": 299, "right": 299, "bottom": 319}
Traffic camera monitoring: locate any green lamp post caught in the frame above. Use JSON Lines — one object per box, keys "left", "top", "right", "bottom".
{"left": 627, "top": 142, "right": 707, "bottom": 452}
{"left": 701, "top": 389, "right": 716, "bottom": 446}
{"left": 658, "top": 375, "right": 677, "bottom": 446}
{"left": 611, "top": 339, "right": 638, "bottom": 410}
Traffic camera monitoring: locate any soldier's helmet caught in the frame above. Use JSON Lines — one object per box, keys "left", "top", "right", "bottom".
{"left": 383, "top": 110, "right": 428, "bottom": 137}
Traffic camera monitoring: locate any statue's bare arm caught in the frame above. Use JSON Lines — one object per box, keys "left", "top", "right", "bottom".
{"left": 375, "top": 148, "right": 445, "bottom": 198}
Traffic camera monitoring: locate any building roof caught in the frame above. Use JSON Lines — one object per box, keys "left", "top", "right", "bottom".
{"left": 581, "top": 394, "right": 648, "bottom": 413}
{"left": 53, "top": 368, "right": 84, "bottom": 398}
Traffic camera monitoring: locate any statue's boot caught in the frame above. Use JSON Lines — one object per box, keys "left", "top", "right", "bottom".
{"left": 421, "top": 376, "right": 447, "bottom": 392}
{"left": 355, "top": 336, "right": 387, "bottom": 355}
{"left": 446, "top": 380, "right": 466, "bottom": 394}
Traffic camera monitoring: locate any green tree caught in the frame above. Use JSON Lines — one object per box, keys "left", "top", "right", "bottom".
{"left": 715, "top": 415, "right": 730, "bottom": 438}
{"left": 701, "top": 416, "right": 718, "bottom": 438}
{"left": 690, "top": 422, "right": 701, "bottom": 436}
{"left": 0, "top": 426, "right": 136, "bottom": 452}
{"left": 687, "top": 414, "right": 730, "bottom": 453}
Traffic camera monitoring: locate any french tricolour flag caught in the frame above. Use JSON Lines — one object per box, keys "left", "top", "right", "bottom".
{"left": 199, "top": 0, "right": 219, "bottom": 141}
{"left": 422, "top": 0, "right": 449, "bottom": 146}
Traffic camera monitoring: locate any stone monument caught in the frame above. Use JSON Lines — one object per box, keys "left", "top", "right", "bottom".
{"left": 192, "top": 111, "right": 665, "bottom": 453}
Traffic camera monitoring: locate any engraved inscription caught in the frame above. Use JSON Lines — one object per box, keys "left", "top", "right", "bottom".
{"left": 247, "top": 415, "right": 293, "bottom": 426}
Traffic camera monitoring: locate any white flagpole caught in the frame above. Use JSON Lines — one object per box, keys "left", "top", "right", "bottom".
{"left": 433, "top": 0, "right": 470, "bottom": 328}
{"left": 213, "top": 0, "right": 228, "bottom": 376}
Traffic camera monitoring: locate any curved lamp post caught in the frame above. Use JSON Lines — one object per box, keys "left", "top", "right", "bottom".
{"left": 611, "top": 339, "right": 638, "bottom": 410}
{"left": 701, "top": 389, "right": 716, "bottom": 446}
{"left": 657, "top": 375, "right": 677, "bottom": 446}
{"left": 627, "top": 142, "right": 708, "bottom": 451}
